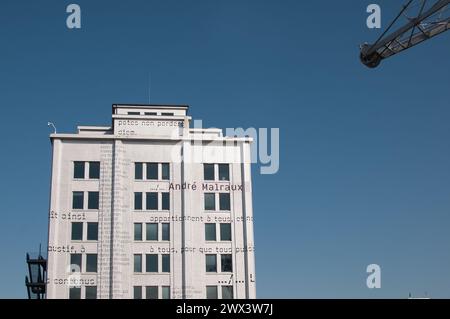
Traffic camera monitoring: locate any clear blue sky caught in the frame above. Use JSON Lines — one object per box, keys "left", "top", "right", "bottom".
{"left": 0, "top": 0, "right": 449, "bottom": 299}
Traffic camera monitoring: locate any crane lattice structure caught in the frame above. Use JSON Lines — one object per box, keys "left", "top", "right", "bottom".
{"left": 360, "top": 0, "right": 449, "bottom": 68}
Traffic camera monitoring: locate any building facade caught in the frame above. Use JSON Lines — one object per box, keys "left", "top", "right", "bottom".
{"left": 47, "top": 104, "right": 256, "bottom": 299}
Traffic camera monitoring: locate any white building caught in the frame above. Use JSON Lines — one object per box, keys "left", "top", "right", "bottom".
{"left": 47, "top": 104, "right": 256, "bottom": 299}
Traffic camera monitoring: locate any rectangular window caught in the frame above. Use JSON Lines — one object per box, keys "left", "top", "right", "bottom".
{"left": 219, "top": 193, "right": 230, "bottom": 211}
{"left": 205, "top": 223, "right": 216, "bottom": 241}
{"left": 134, "top": 192, "right": 143, "bottom": 210}
{"left": 86, "top": 254, "right": 97, "bottom": 273}
{"left": 162, "top": 223, "right": 170, "bottom": 241}
{"left": 135, "top": 163, "right": 143, "bottom": 180}
{"left": 220, "top": 223, "right": 231, "bottom": 241}
{"left": 145, "top": 112, "right": 157, "bottom": 116}
{"left": 87, "top": 222, "right": 98, "bottom": 241}
{"left": 146, "top": 192, "right": 158, "bottom": 210}
{"left": 134, "top": 223, "right": 142, "bottom": 241}
{"left": 162, "top": 192, "right": 170, "bottom": 210}
{"left": 146, "top": 286, "right": 158, "bottom": 299}
{"left": 69, "top": 287, "right": 81, "bottom": 299}
{"left": 205, "top": 254, "right": 217, "bottom": 273}
{"left": 89, "top": 162, "right": 100, "bottom": 179}
{"left": 70, "top": 254, "right": 82, "bottom": 272}
{"left": 146, "top": 163, "right": 158, "bottom": 180}
{"left": 161, "top": 163, "right": 170, "bottom": 180}
{"left": 88, "top": 192, "right": 99, "bottom": 210}
{"left": 162, "top": 286, "right": 170, "bottom": 299}
{"left": 146, "top": 254, "right": 158, "bottom": 272}
{"left": 221, "top": 254, "right": 233, "bottom": 272}
{"left": 161, "top": 112, "right": 174, "bottom": 116}
{"left": 85, "top": 286, "right": 97, "bottom": 299}
{"left": 222, "top": 286, "right": 233, "bottom": 299}
{"left": 71, "top": 222, "right": 83, "bottom": 241}
{"left": 146, "top": 223, "right": 158, "bottom": 241}
{"left": 162, "top": 254, "right": 170, "bottom": 273}
{"left": 133, "top": 286, "right": 142, "bottom": 299}
{"left": 204, "top": 164, "right": 215, "bottom": 180}
{"left": 218, "top": 164, "right": 230, "bottom": 181}
{"left": 134, "top": 254, "right": 142, "bottom": 273}
{"left": 204, "top": 193, "right": 215, "bottom": 211}
{"left": 128, "top": 111, "right": 140, "bottom": 115}
{"left": 72, "top": 192, "right": 84, "bottom": 209}
{"left": 74, "top": 162, "right": 85, "bottom": 179}
{"left": 206, "top": 286, "right": 218, "bottom": 299}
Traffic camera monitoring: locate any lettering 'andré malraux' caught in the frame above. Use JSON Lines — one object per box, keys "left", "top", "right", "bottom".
{"left": 47, "top": 104, "right": 256, "bottom": 299}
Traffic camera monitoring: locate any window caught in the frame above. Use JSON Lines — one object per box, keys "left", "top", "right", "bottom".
{"left": 204, "top": 193, "right": 215, "bottom": 211}
{"left": 222, "top": 286, "right": 233, "bottom": 299}
{"left": 145, "top": 112, "right": 157, "bottom": 116}
{"left": 146, "top": 254, "right": 158, "bottom": 272}
{"left": 85, "top": 286, "right": 97, "bottom": 299}
{"left": 162, "top": 192, "right": 170, "bottom": 210}
{"left": 146, "top": 223, "right": 158, "bottom": 241}
{"left": 162, "top": 163, "right": 170, "bottom": 180}
{"left": 74, "top": 162, "right": 85, "bottom": 179}
{"left": 70, "top": 254, "right": 82, "bottom": 272}
{"left": 205, "top": 254, "right": 217, "bottom": 273}
{"left": 220, "top": 224, "right": 231, "bottom": 241}
{"left": 162, "top": 286, "right": 170, "bottom": 299}
{"left": 146, "top": 163, "right": 158, "bottom": 180}
{"left": 88, "top": 192, "right": 99, "bottom": 210}
{"left": 205, "top": 223, "right": 216, "bottom": 241}
{"left": 69, "top": 287, "right": 81, "bottom": 299}
{"left": 204, "top": 164, "right": 215, "bottom": 180}
{"left": 219, "top": 164, "right": 229, "bottom": 181}
{"left": 135, "top": 163, "right": 143, "bottom": 180}
{"left": 71, "top": 222, "right": 83, "bottom": 241}
{"left": 87, "top": 222, "right": 98, "bottom": 241}
{"left": 146, "top": 286, "right": 158, "bottom": 299}
{"left": 72, "top": 192, "right": 84, "bottom": 209}
{"left": 128, "top": 111, "right": 140, "bottom": 115}
{"left": 86, "top": 254, "right": 97, "bottom": 273}
{"left": 221, "top": 254, "right": 232, "bottom": 272}
{"left": 134, "top": 223, "right": 142, "bottom": 241}
{"left": 133, "top": 286, "right": 142, "bottom": 299}
{"left": 146, "top": 192, "right": 158, "bottom": 210}
{"left": 134, "top": 192, "right": 143, "bottom": 210}
{"left": 162, "top": 254, "right": 170, "bottom": 273}
{"left": 134, "top": 254, "right": 142, "bottom": 273}
{"left": 219, "top": 193, "right": 230, "bottom": 211}
{"left": 162, "top": 223, "right": 170, "bottom": 241}
{"left": 161, "top": 112, "right": 174, "bottom": 116}
{"left": 89, "top": 162, "right": 100, "bottom": 179}
{"left": 206, "top": 286, "right": 218, "bottom": 299}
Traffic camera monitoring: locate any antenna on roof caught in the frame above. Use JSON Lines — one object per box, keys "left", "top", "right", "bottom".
{"left": 47, "top": 122, "right": 57, "bottom": 134}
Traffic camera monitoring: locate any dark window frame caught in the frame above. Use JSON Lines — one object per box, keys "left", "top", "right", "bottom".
{"left": 89, "top": 162, "right": 100, "bottom": 179}
{"left": 71, "top": 222, "right": 83, "bottom": 241}
{"left": 74, "top": 162, "right": 85, "bottom": 179}
{"left": 86, "top": 254, "right": 98, "bottom": 273}
{"left": 72, "top": 191, "right": 84, "bottom": 210}
{"left": 88, "top": 192, "right": 99, "bottom": 210}
{"left": 204, "top": 164, "right": 215, "bottom": 181}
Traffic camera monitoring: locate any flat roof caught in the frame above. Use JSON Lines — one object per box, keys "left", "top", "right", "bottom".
{"left": 112, "top": 103, "right": 189, "bottom": 109}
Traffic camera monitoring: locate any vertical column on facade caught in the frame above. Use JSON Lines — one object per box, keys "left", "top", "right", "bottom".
{"left": 172, "top": 142, "right": 184, "bottom": 299}
{"left": 241, "top": 141, "right": 256, "bottom": 299}
{"left": 47, "top": 139, "right": 62, "bottom": 299}
{"left": 98, "top": 142, "right": 113, "bottom": 298}
{"left": 110, "top": 139, "right": 132, "bottom": 298}
{"left": 231, "top": 144, "right": 243, "bottom": 299}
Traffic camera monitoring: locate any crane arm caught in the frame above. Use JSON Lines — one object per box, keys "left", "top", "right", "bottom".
{"left": 360, "top": 0, "right": 450, "bottom": 68}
